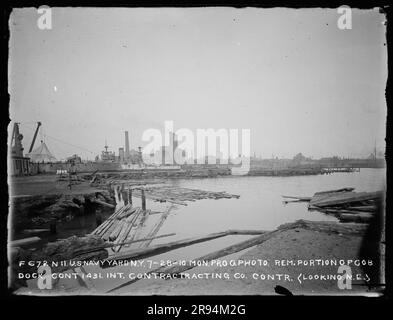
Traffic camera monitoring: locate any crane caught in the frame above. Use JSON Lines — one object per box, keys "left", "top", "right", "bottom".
{"left": 28, "top": 121, "right": 42, "bottom": 153}
{"left": 10, "top": 122, "right": 20, "bottom": 147}
{"left": 10, "top": 122, "right": 24, "bottom": 157}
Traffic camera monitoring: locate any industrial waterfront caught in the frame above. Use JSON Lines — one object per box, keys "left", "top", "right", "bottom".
{"left": 8, "top": 117, "right": 386, "bottom": 296}
{"left": 9, "top": 154, "right": 386, "bottom": 294}
{"left": 7, "top": 7, "right": 387, "bottom": 297}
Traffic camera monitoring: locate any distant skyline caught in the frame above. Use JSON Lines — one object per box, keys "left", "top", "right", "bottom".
{"left": 9, "top": 7, "right": 387, "bottom": 160}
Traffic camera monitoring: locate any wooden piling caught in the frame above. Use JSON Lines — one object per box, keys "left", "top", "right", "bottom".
{"left": 141, "top": 189, "right": 146, "bottom": 210}
{"left": 122, "top": 191, "right": 128, "bottom": 205}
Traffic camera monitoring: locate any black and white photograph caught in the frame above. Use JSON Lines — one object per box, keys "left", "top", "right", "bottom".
{"left": 5, "top": 5, "right": 387, "bottom": 300}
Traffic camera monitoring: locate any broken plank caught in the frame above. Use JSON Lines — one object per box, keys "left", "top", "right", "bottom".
{"left": 313, "top": 187, "right": 355, "bottom": 195}
{"left": 282, "top": 195, "right": 311, "bottom": 201}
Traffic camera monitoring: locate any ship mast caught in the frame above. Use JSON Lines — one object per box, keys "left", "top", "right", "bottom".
{"left": 105, "top": 139, "right": 109, "bottom": 153}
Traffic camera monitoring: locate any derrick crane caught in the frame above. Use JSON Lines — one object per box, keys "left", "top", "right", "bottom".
{"left": 10, "top": 122, "right": 24, "bottom": 157}
{"left": 29, "top": 121, "right": 42, "bottom": 153}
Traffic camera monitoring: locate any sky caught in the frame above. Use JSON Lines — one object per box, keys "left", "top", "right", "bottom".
{"left": 8, "top": 7, "right": 387, "bottom": 161}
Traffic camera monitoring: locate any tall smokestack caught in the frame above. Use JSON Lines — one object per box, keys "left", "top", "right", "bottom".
{"left": 125, "top": 131, "right": 130, "bottom": 160}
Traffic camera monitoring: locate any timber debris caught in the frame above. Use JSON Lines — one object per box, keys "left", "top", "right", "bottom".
{"left": 10, "top": 235, "right": 108, "bottom": 289}
{"left": 106, "top": 219, "right": 366, "bottom": 293}
{"left": 105, "top": 229, "right": 268, "bottom": 265}
{"left": 89, "top": 185, "right": 239, "bottom": 252}
{"left": 130, "top": 185, "right": 240, "bottom": 206}
{"left": 283, "top": 187, "right": 384, "bottom": 223}
{"left": 89, "top": 184, "right": 240, "bottom": 250}
{"left": 90, "top": 198, "right": 176, "bottom": 252}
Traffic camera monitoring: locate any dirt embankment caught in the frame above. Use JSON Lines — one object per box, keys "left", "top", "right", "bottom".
{"left": 9, "top": 175, "right": 117, "bottom": 233}
{"left": 11, "top": 191, "right": 115, "bottom": 231}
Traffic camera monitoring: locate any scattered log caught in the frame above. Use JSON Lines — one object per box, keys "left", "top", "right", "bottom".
{"left": 109, "top": 217, "right": 135, "bottom": 250}
{"left": 109, "top": 220, "right": 127, "bottom": 241}
{"left": 339, "top": 209, "right": 376, "bottom": 215}
{"left": 122, "top": 210, "right": 150, "bottom": 250}
{"left": 309, "top": 191, "right": 383, "bottom": 208}
{"left": 91, "top": 198, "right": 115, "bottom": 209}
{"left": 347, "top": 205, "right": 378, "bottom": 212}
{"left": 22, "top": 228, "right": 50, "bottom": 234}
{"left": 306, "top": 187, "right": 383, "bottom": 224}
{"left": 102, "top": 220, "right": 121, "bottom": 241}
{"left": 91, "top": 204, "right": 131, "bottom": 236}
{"left": 106, "top": 229, "right": 268, "bottom": 265}
{"left": 10, "top": 237, "right": 41, "bottom": 247}
{"left": 107, "top": 229, "right": 275, "bottom": 292}
{"left": 72, "top": 232, "right": 177, "bottom": 257}
{"left": 314, "top": 187, "right": 355, "bottom": 194}
{"left": 149, "top": 210, "right": 164, "bottom": 215}
{"left": 315, "top": 208, "right": 374, "bottom": 216}
{"left": 106, "top": 219, "right": 366, "bottom": 293}
{"left": 226, "top": 229, "right": 272, "bottom": 235}
{"left": 130, "top": 186, "right": 239, "bottom": 205}
{"left": 112, "top": 208, "right": 145, "bottom": 251}
{"left": 339, "top": 213, "right": 374, "bottom": 223}
{"left": 138, "top": 205, "right": 173, "bottom": 248}
{"left": 117, "top": 207, "right": 137, "bottom": 220}
{"left": 154, "top": 230, "right": 280, "bottom": 274}
{"left": 282, "top": 195, "right": 311, "bottom": 201}
{"left": 283, "top": 199, "right": 306, "bottom": 204}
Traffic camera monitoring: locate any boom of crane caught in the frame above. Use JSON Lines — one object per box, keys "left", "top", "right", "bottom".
{"left": 29, "top": 122, "right": 42, "bottom": 153}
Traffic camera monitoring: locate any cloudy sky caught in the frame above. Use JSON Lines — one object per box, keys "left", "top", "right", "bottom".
{"left": 9, "top": 7, "right": 387, "bottom": 160}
